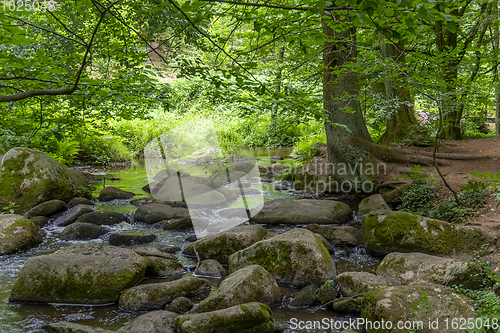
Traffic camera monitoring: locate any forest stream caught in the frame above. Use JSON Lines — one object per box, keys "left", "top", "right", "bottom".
{"left": 0, "top": 148, "right": 381, "bottom": 333}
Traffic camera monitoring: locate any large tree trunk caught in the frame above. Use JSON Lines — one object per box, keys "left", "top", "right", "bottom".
{"left": 378, "top": 40, "right": 418, "bottom": 144}
{"left": 322, "top": 16, "right": 373, "bottom": 188}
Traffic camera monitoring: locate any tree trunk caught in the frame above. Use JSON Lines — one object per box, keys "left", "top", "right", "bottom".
{"left": 322, "top": 16, "right": 373, "bottom": 188}
{"left": 496, "top": 10, "right": 500, "bottom": 136}
{"left": 378, "top": 40, "right": 418, "bottom": 144}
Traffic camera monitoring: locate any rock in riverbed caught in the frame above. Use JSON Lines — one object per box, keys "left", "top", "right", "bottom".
{"left": 0, "top": 214, "right": 43, "bottom": 255}
{"left": 229, "top": 228, "right": 336, "bottom": 287}
{"left": 9, "top": 243, "right": 148, "bottom": 304}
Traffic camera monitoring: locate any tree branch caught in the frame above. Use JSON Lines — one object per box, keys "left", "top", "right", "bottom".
{"left": 0, "top": 1, "right": 118, "bottom": 102}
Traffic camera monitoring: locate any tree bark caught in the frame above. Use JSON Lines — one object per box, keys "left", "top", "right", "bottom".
{"left": 378, "top": 40, "right": 418, "bottom": 144}
{"left": 322, "top": 15, "right": 373, "bottom": 187}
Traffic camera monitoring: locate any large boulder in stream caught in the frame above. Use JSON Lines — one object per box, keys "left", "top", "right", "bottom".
{"left": 362, "top": 210, "right": 489, "bottom": 255}
{"left": 75, "top": 211, "right": 126, "bottom": 225}
{"left": 134, "top": 203, "right": 190, "bottom": 224}
{"left": 118, "top": 310, "right": 177, "bottom": 333}
{"left": 360, "top": 284, "right": 475, "bottom": 333}
{"left": 41, "top": 322, "right": 116, "bottom": 333}
{"left": 59, "top": 222, "right": 108, "bottom": 241}
{"left": 250, "top": 199, "right": 352, "bottom": 224}
{"left": 357, "top": 194, "right": 391, "bottom": 216}
{"left": 9, "top": 243, "right": 149, "bottom": 304}
{"left": 0, "top": 147, "right": 91, "bottom": 213}
{"left": 191, "top": 265, "right": 281, "bottom": 313}
{"left": 229, "top": 228, "right": 336, "bottom": 287}
{"left": 376, "top": 252, "right": 488, "bottom": 289}
{"left": 336, "top": 272, "right": 391, "bottom": 297}
{"left": 119, "top": 276, "right": 211, "bottom": 311}
{"left": 183, "top": 225, "right": 268, "bottom": 264}
{"left": 176, "top": 302, "right": 275, "bottom": 333}
{"left": 154, "top": 177, "right": 227, "bottom": 207}
{"left": 98, "top": 186, "right": 135, "bottom": 201}
{"left": 0, "top": 214, "right": 43, "bottom": 254}
{"left": 24, "top": 199, "right": 67, "bottom": 218}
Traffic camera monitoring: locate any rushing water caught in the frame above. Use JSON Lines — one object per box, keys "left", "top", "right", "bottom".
{"left": 0, "top": 150, "right": 381, "bottom": 333}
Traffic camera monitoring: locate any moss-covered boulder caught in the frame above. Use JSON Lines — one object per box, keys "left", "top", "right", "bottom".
{"left": 357, "top": 194, "right": 391, "bottom": 216}
{"left": 59, "top": 222, "right": 107, "bottom": 241}
{"left": 134, "top": 203, "right": 190, "bottom": 225}
{"left": 146, "top": 256, "right": 186, "bottom": 278}
{"left": 24, "top": 199, "right": 67, "bottom": 218}
{"left": 175, "top": 302, "right": 275, "bottom": 333}
{"left": 0, "top": 214, "right": 43, "bottom": 254}
{"left": 362, "top": 211, "right": 489, "bottom": 256}
{"left": 289, "top": 284, "right": 319, "bottom": 307}
{"left": 167, "top": 297, "right": 193, "bottom": 314}
{"left": 305, "top": 224, "right": 362, "bottom": 246}
{"left": 183, "top": 225, "right": 268, "bottom": 264}
{"left": 191, "top": 265, "right": 281, "bottom": 313}
{"left": 53, "top": 204, "right": 95, "bottom": 226}
{"left": 360, "top": 284, "right": 475, "bottom": 333}
{"left": 229, "top": 228, "right": 336, "bottom": 287}
{"left": 98, "top": 186, "right": 135, "bottom": 201}
{"left": 67, "top": 197, "right": 94, "bottom": 208}
{"left": 41, "top": 322, "right": 116, "bottom": 333}
{"left": 118, "top": 310, "right": 177, "bottom": 333}
{"left": 251, "top": 199, "right": 352, "bottom": 224}
{"left": 0, "top": 147, "right": 91, "bottom": 213}
{"left": 9, "top": 243, "right": 148, "bottom": 304}
{"left": 108, "top": 233, "right": 156, "bottom": 246}
{"left": 336, "top": 272, "right": 391, "bottom": 297}
{"left": 119, "top": 276, "right": 210, "bottom": 311}
{"left": 194, "top": 259, "right": 226, "bottom": 278}
{"left": 376, "top": 252, "right": 488, "bottom": 289}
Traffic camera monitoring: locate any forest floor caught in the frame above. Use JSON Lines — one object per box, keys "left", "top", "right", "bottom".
{"left": 390, "top": 137, "right": 500, "bottom": 264}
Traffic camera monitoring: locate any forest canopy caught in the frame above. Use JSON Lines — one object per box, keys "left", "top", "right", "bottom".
{"left": 0, "top": 0, "right": 499, "bottom": 166}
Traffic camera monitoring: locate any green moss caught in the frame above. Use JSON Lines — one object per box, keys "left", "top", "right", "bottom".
{"left": 363, "top": 211, "right": 489, "bottom": 255}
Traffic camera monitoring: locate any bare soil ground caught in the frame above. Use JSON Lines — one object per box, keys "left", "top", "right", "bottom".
{"left": 386, "top": 137, "right": 500, "bottom": 265}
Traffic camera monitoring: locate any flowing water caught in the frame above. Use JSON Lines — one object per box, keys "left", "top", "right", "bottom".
{"left": 0, "top": 149, "right": 381, "bottom": 333}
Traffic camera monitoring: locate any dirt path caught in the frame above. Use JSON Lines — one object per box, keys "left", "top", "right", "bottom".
{"left": 387, "top": 137, "right": 500, "bottom": 265}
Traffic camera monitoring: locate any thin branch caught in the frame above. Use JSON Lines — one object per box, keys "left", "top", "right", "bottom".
{"left": 0, "top": 1, "right": 117, "bottom": 102}
{"left": 5, "top": 15, "right": 87, "bottom": 47}
{"left": 46, "top": 10, "right": 86, "bottom": 44}
{"left": 166, "top": 0, "right": 268, "bottom": 91}
{"left": 199, "top": 0, "right": 310, "bottom": 11}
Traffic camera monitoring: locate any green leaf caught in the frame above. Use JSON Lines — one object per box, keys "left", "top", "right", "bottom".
{"left": 384, "top": 7, "right": 394, "bottom": 17}
{"left": 446, "top": 21, "right": 457, "bottom": 33}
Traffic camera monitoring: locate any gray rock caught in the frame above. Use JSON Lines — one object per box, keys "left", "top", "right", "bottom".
{"left": 134, "top": 203, "right": 190, "bottom": 225}
{"left": 0, "top": 147, "right": 91, "bottom": 213}
{"left": 118, "top": 310, "right": 177, "bottom": 333}
{"left": 119, "top": 276, "right": 210, "bottom": 311}
{"left": 183, "top": 225, "right": 268, "bottom": 264}
{"left": 357, "top": 194, "right": 391, "bottom": 216}
{"left": 24, "top": 199, "right": 67, "bottom": 218}
{"left": 376, "top": 252, "right": 488, "bottom": 289}
{"left": 289, "top": 284, "right": 318, "bottom": 307}
{"left": 251, "top": 199, "right": 352, "bottom": 224}
{"left": 41, "top": 322, "right": 114, "bottom": 333}
{"left": 332, "top": 296, "right": 363, "bottom": 313}
{"left": 191, "top": 265, "right": 281, "bottom": 313}
{"left": 53, "top": 204, "right": 95, "bottom": 226}
{"left": 132, "top": 245, "right": 178, "bottom": 259}
{"left": 154, "top": 177, "right": 227, "bottom": 207}
{"left": 108, "top": 233, "right": 157, "bottom": 246}
{"left": 229, "top": 228, "right": 336, "bottom": 287}
{"left": 159, "top": 217, "right": 193, "bottom": 231}
{"left": 360, "top": 284, "right": 475, "bottom": 333}
{"left": 336, "top": 272, "right": 390, "bottom": 297}
{"left": 305, "top": 224, "right": 362, "bottom": 246}
{"left": 313, "top": 233, "right": 334, "bottom": 253}
{"left": 75, "top": 211, "right": 126, "bottom": 225}
{"left": 166, "top": 297, "right": 193, "bottom": 314}
{"left": 67, "top": 197, "right": 94, "bottom": 208}
{"left": 59, "top": 222, "right": 108, "bottom": 241}
{"left": 98, "top": 186, "right": 135, "bottom": 201}
{"left": 175, "top": 302, "right": 274, "bottom": 333}
{"left": 0, "top": 214, "right": 43, "bottom": 255}
{"left": 30, "top": 215, "right": 48, "bottom": 227}
{"left": 194, "top": 259, "right": 226, "bottom": 278}
{"left": 9, "top": 243, "right": 148, "bottom": 304}
{"left": 146, "top": 256, "right": 186, "bottom": 278}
